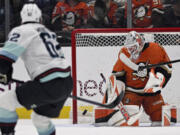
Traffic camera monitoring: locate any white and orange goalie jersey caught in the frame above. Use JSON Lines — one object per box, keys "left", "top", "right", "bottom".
{"left": 113, "top": 42, "right": 172, "bottom": 92}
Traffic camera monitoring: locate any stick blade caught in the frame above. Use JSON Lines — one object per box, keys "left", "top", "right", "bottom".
{"left": 69, "top": 90, "right": 124, "bottom": 109}
{"left": 105, "top": 90, "right": 125, "bottom": 108}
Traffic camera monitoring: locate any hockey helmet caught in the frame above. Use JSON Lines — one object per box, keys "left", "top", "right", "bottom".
{"left": 20, "top": 3, "right": 42, "bottom": 23}
{"left": 124, "top": 31, "right": 145, "bottom": 59}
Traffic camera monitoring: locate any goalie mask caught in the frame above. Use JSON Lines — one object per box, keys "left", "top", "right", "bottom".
{"left": 20, "top": 3, "right": 42, "bottom": 23}
{"left": 124, "top": 31, "right": 145, "bottom": 59}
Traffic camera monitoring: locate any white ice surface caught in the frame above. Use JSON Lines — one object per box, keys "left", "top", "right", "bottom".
{"left": 15, "top": 119, "right": 180, "bottom": 135}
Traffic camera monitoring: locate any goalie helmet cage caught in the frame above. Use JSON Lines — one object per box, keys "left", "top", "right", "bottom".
{"left": 71, "top": 28, "right": 180, "bottom": 124}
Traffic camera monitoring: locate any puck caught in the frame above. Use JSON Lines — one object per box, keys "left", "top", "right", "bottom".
{"left": 82, "top": 109, "right": 87, "bottom": 115}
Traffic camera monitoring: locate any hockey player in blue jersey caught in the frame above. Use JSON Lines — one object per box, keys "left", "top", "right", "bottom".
{"left": 0, "top": 3, "right": 73, "bottom": 135}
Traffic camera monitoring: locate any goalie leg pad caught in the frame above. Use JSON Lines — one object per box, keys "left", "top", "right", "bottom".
{"left": 31, "top": 111, "right": 55, "bottom": 135}
{"left": 95, "top": 105, "right": 140, "bottom": 126}
{"left": 107, "top": 109, "right": 127, "bottom": 126}
{"left": 95, "top": 108, "right": 117, "bottom": 126}
{"left": 108, "top": 105, "right": 140, "bottom": 126}
{"left": 162, "top": 104, "right": 178, "bottom": 126}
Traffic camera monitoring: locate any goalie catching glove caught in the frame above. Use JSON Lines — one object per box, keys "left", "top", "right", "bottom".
{"left": 144, "top": 68, "right": 165, "bottom": 93}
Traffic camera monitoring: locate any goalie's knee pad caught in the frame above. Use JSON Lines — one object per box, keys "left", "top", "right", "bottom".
{"left": 31, "top": 111, "right": 55, "bottom": 135}
{"left": 95, "top": 105, "right": 140, "bottom": 126}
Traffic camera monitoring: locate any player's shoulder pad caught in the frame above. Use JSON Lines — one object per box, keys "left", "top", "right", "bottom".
{"left": 8, "top": 26, "right": 21, "bottom": 35}
{"left": 119, "top": 47, "right": 130, "bottom": 58}
{"left": 20, "top": 24, "right": 39, "bottom": 37}
{"left": 148, "top": 42, "right": 164, "bottom": 49}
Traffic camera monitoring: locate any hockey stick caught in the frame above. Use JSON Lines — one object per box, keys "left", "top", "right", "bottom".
{"left": 11, "top": 78, "right": 124, "bottom": 109}
{"left": 69, "top": 92, "right": 124, "bottom": 109}
{"left": 140, "top": 59, "right": 180, "bottom": 70}
{"left": 100, "top": 73, "right": 143, "bottom": 125}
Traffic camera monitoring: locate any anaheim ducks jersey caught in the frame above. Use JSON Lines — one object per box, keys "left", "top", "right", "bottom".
{"left": 52, "top": 0, "right": 89, "bottom": 28}
{"left": 112, "top": 42, "right": 172, "bottom": 93}
{"left": 125, "top": 0, "right": 163, "bottom": 28}
{"left": 0, "top": 23, "right": 71, "bottom": 82}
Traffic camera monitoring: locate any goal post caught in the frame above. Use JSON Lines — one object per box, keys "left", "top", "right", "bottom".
{"left": 71, "top": 28, "right": 180, "bottom": 124}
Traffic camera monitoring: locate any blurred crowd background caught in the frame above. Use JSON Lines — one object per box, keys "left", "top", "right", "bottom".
{"left": 0, "top": 0, "right": 180, "bottom": 46}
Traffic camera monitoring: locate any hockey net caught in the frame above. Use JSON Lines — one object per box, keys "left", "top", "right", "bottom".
{"left": 70, "top": 28, "right": 180, "bottom": 124}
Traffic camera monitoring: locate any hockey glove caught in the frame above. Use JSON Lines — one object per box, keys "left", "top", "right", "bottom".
{"left": 133, "top": 63, "right": 148, "bottom": 78}
{"left": 144, "top": 69, "right": 165, "bottom": 93}
{"left": 0, "top": 59, "right": 13, "bottom": 85}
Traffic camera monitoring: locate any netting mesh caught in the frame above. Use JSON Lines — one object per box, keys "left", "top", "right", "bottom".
{"left": 75, "top": 32, "right": 180, "bottom": 47}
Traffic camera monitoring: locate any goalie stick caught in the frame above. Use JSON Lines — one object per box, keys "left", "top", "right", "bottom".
{"left": 69, "top": 92, "right": 124, "bottom": 109}
{"left": 140, "top": 59, "right": 180, "bottom": 70}
{"left": 11, "top": 78, "right": 124, "bottom": 109}
{"left": 100, "top": 73, "right": 143, "bottom": 125}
